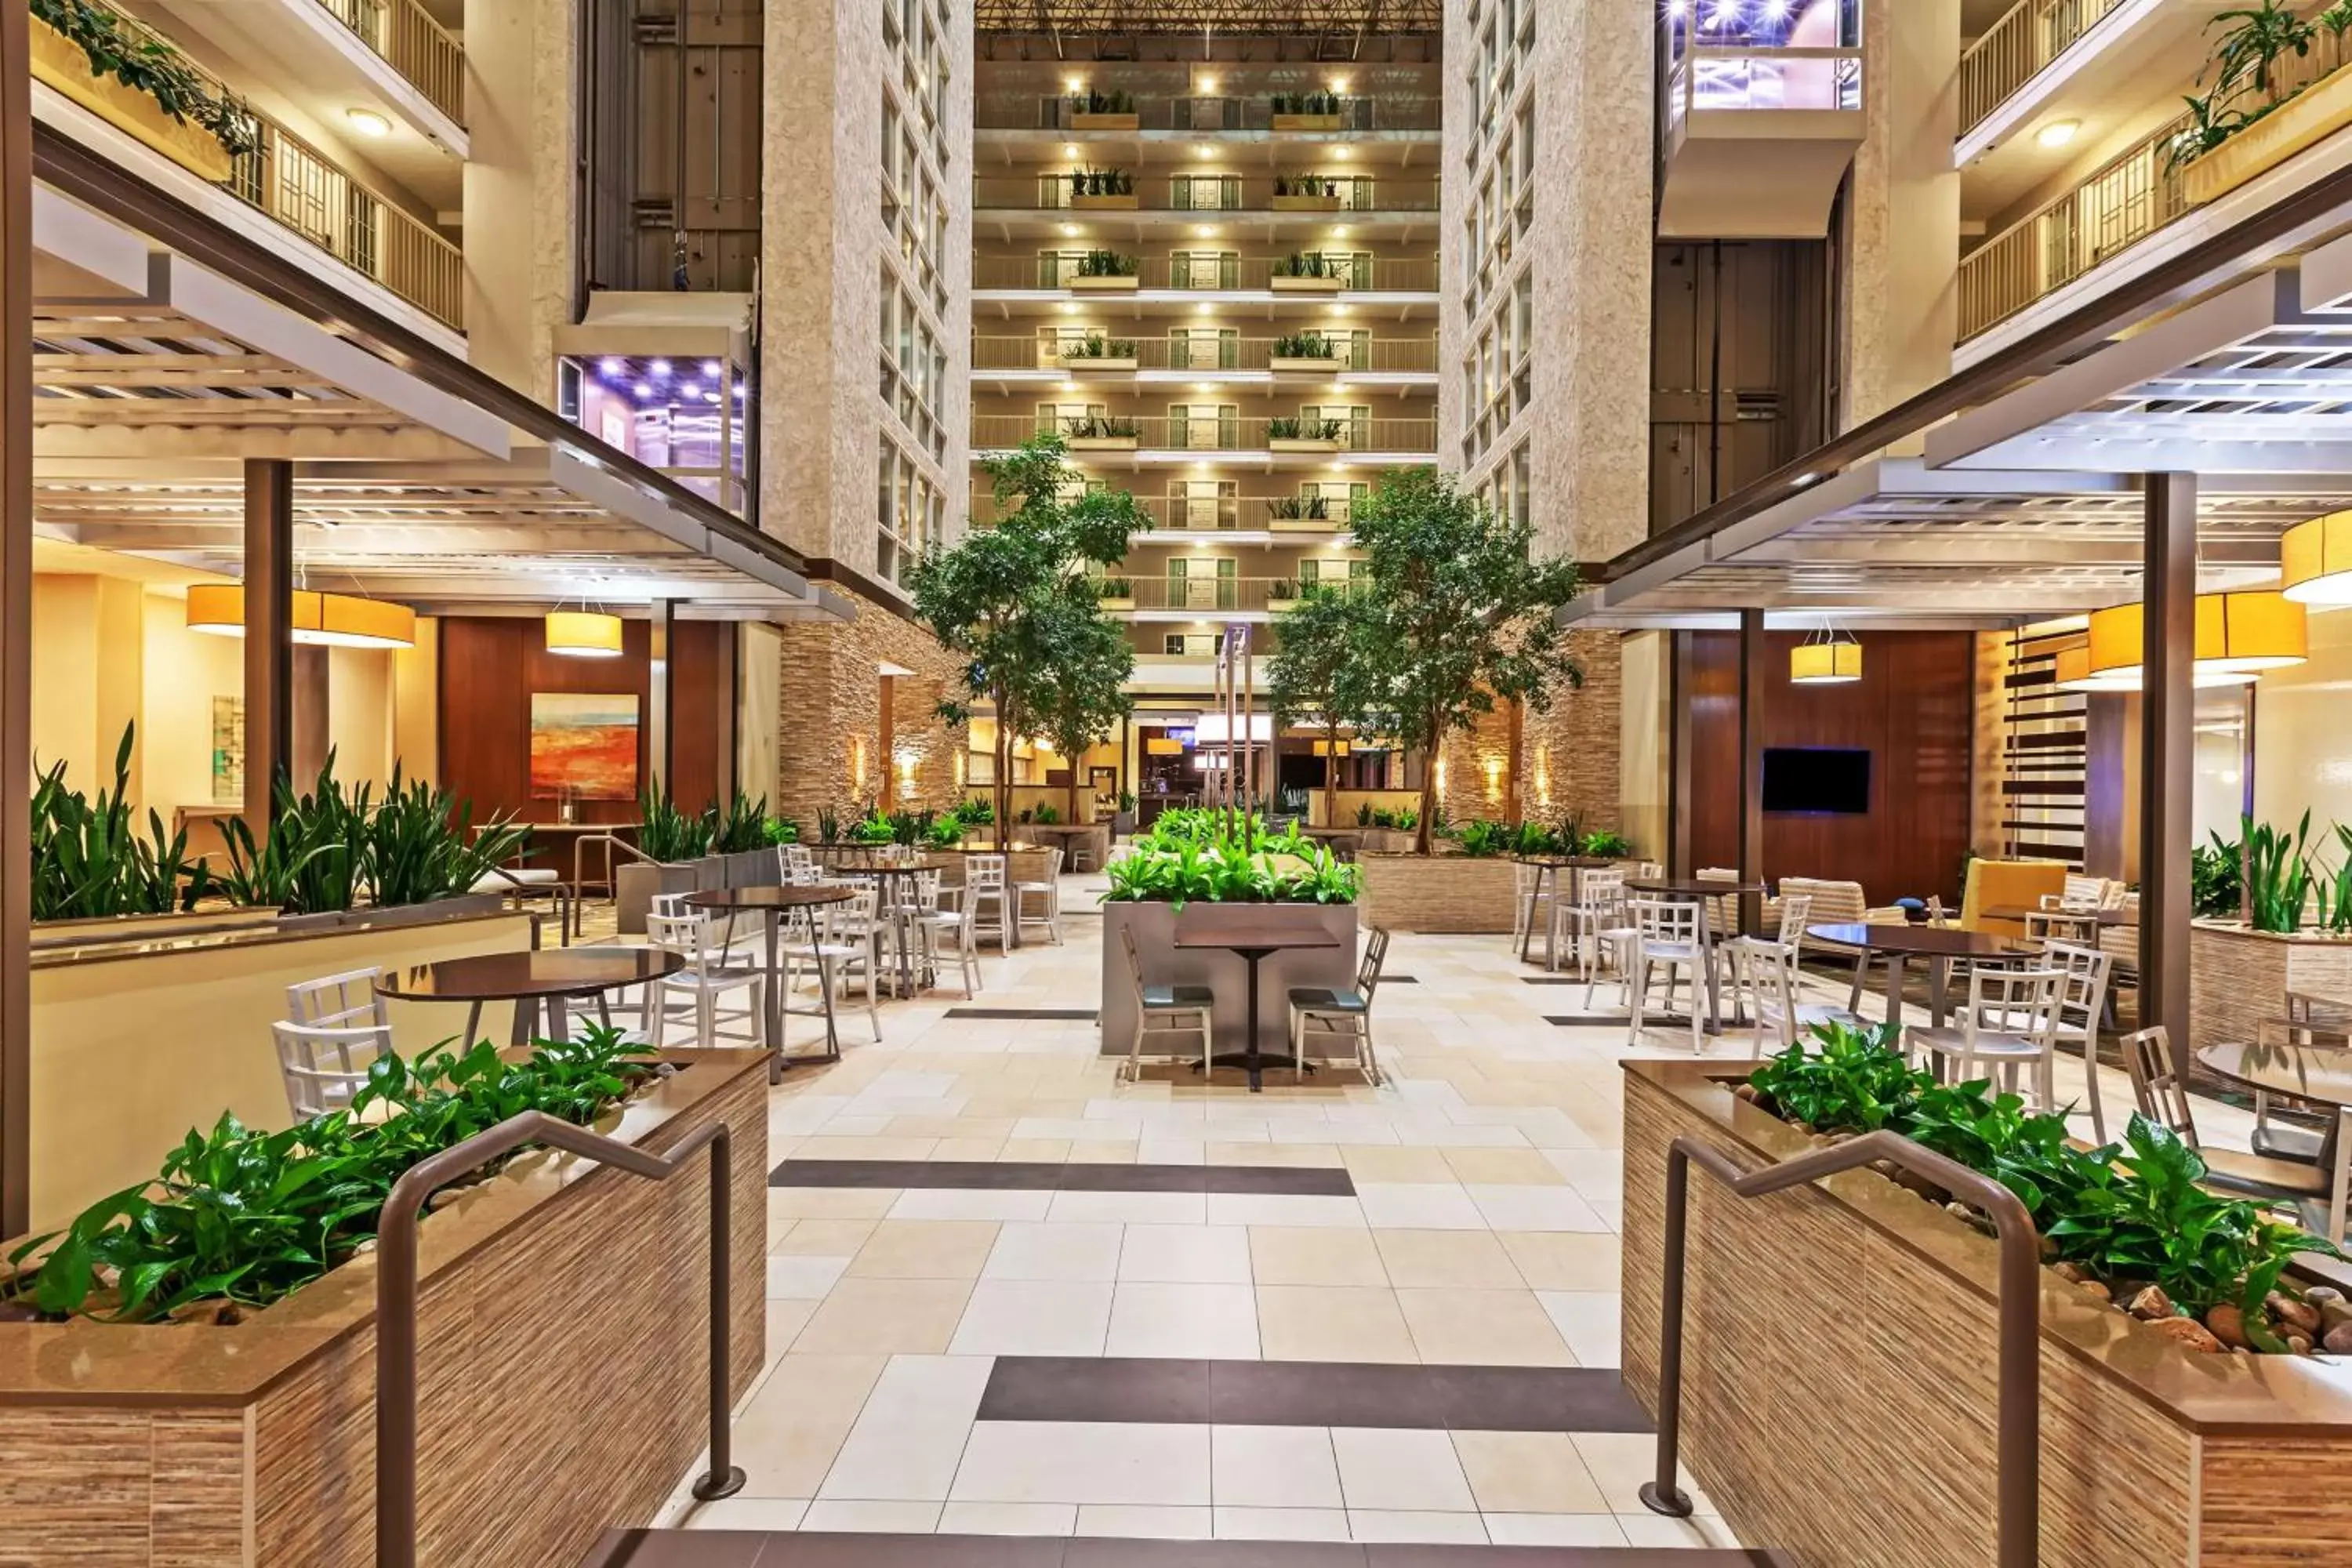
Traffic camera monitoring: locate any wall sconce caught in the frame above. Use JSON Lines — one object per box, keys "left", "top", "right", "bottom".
{"left": 851, "top": 736, "right": 868, "bottom": 793}
{"left": 1535, "top": 745, "right": 1552, "bottom": 809}
{"left": 1433, "top": 757, "right": 1447, "bottom": 798}
{"left": 1483, "top": 755, "right": 1504, "bottom": 801}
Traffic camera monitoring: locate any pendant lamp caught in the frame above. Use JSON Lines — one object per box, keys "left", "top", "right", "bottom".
{"left": 545, "top": 608, "right": 626, "bottom": 658}
{"left": 2084, "top": 591, "right": 2305, "bottom": 683}
{"left": 2281, "top": 509, "right": 2352, "bottom": 606}
{"left": 185, "top": 586, "right": 416, "bottom": 650}
{"left": 1789, "top": 626, "right": 1861, "bottom": 685}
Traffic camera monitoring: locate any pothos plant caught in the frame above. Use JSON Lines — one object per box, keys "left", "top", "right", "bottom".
{"left": 34, "top": 0, "right": 260, "bottom": 158}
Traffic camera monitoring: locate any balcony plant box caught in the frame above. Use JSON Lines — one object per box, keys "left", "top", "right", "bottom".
{"left": 1060, "top": 354, "right": 1138, "bottom": 372}
{"left": 1272, "top": 113, "right": 1345, "bottom": 132}
{"left": 1095, "top": 593, "right": 1137, "bottom": 611}
{"left": 1268, "top": 590, "right": 1304, "bottom": 612}
{"left": 1067, "top": 434, "right": 1140, "bottom": 452}
{"left": 2182, "top": 63, "right": 2352, "bottom": 205}
{"left": 1271, "top": 517, "right": 1341, "bottom": 533}
{"left": 1269, "top": 436, "right": 1341, "bottom": 452}
{"left": 1099, "top": 899, "right": 1356, "bottom": 1058}
{"left": 1072, "top": 111, "right": 1140, "bottom": 131}
{"left": 1272, "top": 192, "right": 1345, "bottom": 212}
{"left": 1271, "top": 274, "right": 1347, "bottom": 294}
{"left": 1270, "top": 355, "right": 1348, "bottom": 375}
{"left": 1358, "top": 852, "right": 1519, "bottom": 934}
{"left": 1621, "top": 1060, "right": 2352, "bottom": 1566}
{"left": 1069, "top": 274, "right": 1141, "bottom": 292}
{"left": 29, "top": 15, "right": 236, "bottom": 183}
{"left": 0, "top": 1047, "right": 770, "bottom": 1568}
{"left": 1071, "top": 193, "right": 1140, "bottom": 211}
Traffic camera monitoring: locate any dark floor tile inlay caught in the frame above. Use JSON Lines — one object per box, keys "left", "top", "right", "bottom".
{"left": 1546, "top": 1014, "right": 1687, "bottom": 1029}
{"left": 585, "top": 1531, "right": 1776, "bottom": 1567}
{"left": 771, "top": 1160, "right": 1355, "bottom": 1196}
{"left": 944, "top": 1007, "right": 1102, "bottom": 1020}
{"left": 975, "top": 1357, "right": 1653, "bottom": 1434}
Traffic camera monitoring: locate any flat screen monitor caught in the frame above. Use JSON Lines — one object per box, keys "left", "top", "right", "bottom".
{"left": 1761, "top": 747, "right": 1871, "bottom": 815}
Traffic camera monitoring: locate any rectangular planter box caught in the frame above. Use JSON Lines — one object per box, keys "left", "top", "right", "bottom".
{"left": 1071, "top": 113, "right": 1139, "bottom": 131}
{"left": 1358, "top": 854, "right": 1519, "bottom": 934}
{"left": 1057, "top": 356, "right": 1138, "bottom": 372}
{"left": 1095, "top": 595, "right": 1136, "bottom": 611}
{"left": 1268, "top": 597, "right": 1303, "bottom": 613}
{"left": 2183, "top": 63, "right": 2352, "bottom": 205}
{"left": 615, "top": 856, "right": 726, "bottom": 935}
{"left": 0, "top": 1049, "right": 769, "bottom": 1568}
{"left": 1070, "top": 194, "right": 1139, "bottom": 210}
{"left": 31, "top": 16, "right": 234, "bottom": 183}
{"left": 1270, "top": 517, "right": 1340, "bottom": 532}
{"left": 1101, "top": 901, "right": 1357, "bottom": 1060}
{"left": 1271, "top": 276, "right": 1346, "bottom": 293}
{"left": 1269, "top": 357, "right": 1348, "bottom": 375}
{"left": 1621, "top": 1061, "right": 2352, "bottom": 1566}
{"left": 1272, "top": 114, "right": 1345, "bottom": 132}
{"left": 1272, "top": 194, "right": 1344, "bottom": 212}
{"left": 1269, "top": 437, "right": 1341, "bottom": 453}
{"left": 2190, "top": 920, "right": 2352, "bottom": 1058}
{"left": 1069, "top": 274, "right": 1140, "bottom": 291}
{"left": 1067, "top": 435, "right": 1140, "bottom": 452}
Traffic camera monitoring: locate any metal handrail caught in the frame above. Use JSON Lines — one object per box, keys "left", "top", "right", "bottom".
{"left": 1959, "top": 0, "right": 2128, "bottom": 134}
{"left": 572, "top": 831, "right": 649, "bottom": 941}
{"left": 1644, "top": 1127, "right": 2039, "bottom": 1568}
{"left": 375, "top": 1109, "right": 744, "bottom": 1568}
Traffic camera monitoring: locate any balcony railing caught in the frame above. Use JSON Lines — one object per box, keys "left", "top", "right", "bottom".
{"left": 973, "top": 335, "right": 1439, "bottom": 373}
{"left": 976, "top": 175, "right": 1440, "bottom": 213}
{"left": 973, "top": 414, "right": 1438, "bottom": 452}
{"left": 979, "top": 495, "right": 1359, "bottom": 531}
{"left": 973, "top": 255, "right": 1440, "bottom": 292}
{"left": 975, "top": 95, "right": 1442, "bottom": 132}
{"left": 1958, "top": 0, "right": 2127, "bottom": 135}
{"left": 311, "top": 0, "right": 466, "bottom": 125}
{"left": 1102, "top": 575, "right": 1373, "bottom": 613}
{"left": 228, "top": 118, "right": 463, "bottom": 330}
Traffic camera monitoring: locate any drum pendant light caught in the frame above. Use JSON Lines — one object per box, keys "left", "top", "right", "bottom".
{"left": 1789, "top": 626, "right": 1862, "bottom": 685}
{"left": 184, "top": 585, "right": 416, "bottom": 650}
{"left": 2085, "top": 590, "right": 2305, "bottom": 685}
{"left": 2282, "top": 509, "right": 2352, "bottom": 606}
{"left": 545, "top": 608, "right": 626, "bottom": 658}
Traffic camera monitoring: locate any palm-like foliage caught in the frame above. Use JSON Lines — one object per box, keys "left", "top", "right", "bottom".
{"left": 2243, "top": 811, "right": 2314, "bottom": 932}
{"left": 2207, "top": 0, "right": 2314, "bottom": 99}
{"left": 30, "top": 724, "right": 212, "bottom": 919}
{"left": 367, "top": 769, "right": 530, "bottom": 906}
{"left": 216, "top": 756, "right": 366, "bottom": 914}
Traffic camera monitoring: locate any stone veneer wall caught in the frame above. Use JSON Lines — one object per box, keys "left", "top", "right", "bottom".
{"left": 1433, "top": 630, "right": 1624, "bottom": 833}
{"left": 771, "top": 590, "right": 967, "bottom": 828}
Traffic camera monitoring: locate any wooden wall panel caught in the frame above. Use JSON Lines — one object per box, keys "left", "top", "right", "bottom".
{"left": 1683, "top": 630, "right": 1974, "bottom": 907}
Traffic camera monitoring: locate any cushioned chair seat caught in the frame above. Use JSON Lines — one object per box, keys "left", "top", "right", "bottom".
{"left": 1907, "top": 1023, "right": 2041, "bottom": 1060}
{"left": 1144, "top": 983, "right": 1217, "bottom": 1009}
{"left": 2203, "top": 1147, "right": 2332, "bottom": 1198}
{"left": 1288, "top": 986, "right": 1368, "bottom": 1014}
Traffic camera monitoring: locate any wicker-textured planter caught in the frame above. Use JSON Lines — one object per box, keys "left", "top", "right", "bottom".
{"left": 2190, "top": 920, "right": 2352, "bottom": 1057}
{"left": 1357, "top": 854, "right": 1519, "bottom": 934}
{"left": 2183, "top": 64, "right": 2352, "bottom": 205}
{"left": 31, "top": 16, "right": 235, "bottom": 183}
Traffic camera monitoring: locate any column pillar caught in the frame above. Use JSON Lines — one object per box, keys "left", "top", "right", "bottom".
{"left": 242, "top": 459, "right": 294, "bottom": 830}
{"left": 2139, "top": 474, "right": 2196, "bottom": 1067}
{"left": 1737, "top": 609, "right": 1767, "bottom": 935}
{"left": 1669, "top": 630, "right": 1695, "bottom": 880}
{"left": 1, "top": 0, "right": 33, "bottom": 1236}
{"left": 647, "top": 599, "right": 676, "bottom": 794}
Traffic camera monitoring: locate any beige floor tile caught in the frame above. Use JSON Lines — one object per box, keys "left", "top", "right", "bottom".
{"left": 1450, "top": 1430, "right": 1610, "bottom": 1514}
{"left": 1371, "top": 1229, "right": 1524, "bottom": 1290}
{"left": 1247, "top": 1226, "right": 1388, "bottom": 1287}
{"left": 847, "top": 1220, "right": 1001, "bottom": 1279}
{"left": 1256, "top": 1284, "right": 1418, "bottom": 1363}
{"left": 999, "top": 1138, "right": 1072, "bottom": 1161}
{"left": 1441, "top": 1148, "right": 1570, "bottom": 1186}
{"left": 886, "top": 1116, "right": 1015, "bottom": 1140}
{"left": 1497, "top": 1232, "right": 1621, "bottom": 1291}
{"left": 1067, "top": 1140, "right": 1142, "bottom": 1163}
{"left": 1338, "top": 1147, "right": 1458, "bottom": 1184}
{"left": 791, "top": 1276, "right": 975, "bottom": 1355}
{"left": 769, "top": 1187, "right": 904, "bottom": 1220}
{"left": 1213, "top": 1142, "right": 1344, "bottom": 1168}
{"left": 932, "top": 1138, "right": 1010, "bottom": 1162}
{"left": 772, "top": 1219, "right": 880, "bottom": 1257}
{"left": 1395, "top": 1287, "right": 1573, "bottom": 1367}
{"left": 764, "top": 1298, "right": 818, "bottom": 1363}
{"left": 794, "top": 1136, "right": 941, "bottom": 1161}
{"left": 728, "top": 1352, "right": 888, "bottom": 1496}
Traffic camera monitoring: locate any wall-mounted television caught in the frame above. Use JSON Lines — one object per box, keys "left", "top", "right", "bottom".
{"left": 1762, "top": 747, "right": 1871, "bottom": 815}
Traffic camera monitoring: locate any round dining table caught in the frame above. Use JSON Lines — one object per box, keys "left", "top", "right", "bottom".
{"left": 1805, "top": 922, "right": 2040, "bottom": 1030}
{"left": 1626, "top": 877, "right": 1767, "bottom": 1034}
{"left": 379, "top": 948, "right": 683, "bottom": 1049}
{"left": 688, "top": 884, "right": 858, "bottom": 1080}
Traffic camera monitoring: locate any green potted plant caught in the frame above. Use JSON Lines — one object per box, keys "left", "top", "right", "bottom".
{"left": 1070, "top": 249, "right": 1142, "bottom": 291}
{"left": 1270, "top": 87, "right": 1348, "bottom": 132}
{"left": 1069, "top": 86, "right": 1139, "bottom": 131}
{"left": 31, "top": 0, "right": 258, "bottom": 182}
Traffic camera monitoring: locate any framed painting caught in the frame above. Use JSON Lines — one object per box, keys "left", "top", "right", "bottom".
{"left": 529, "top": 692, "right": 639, "bottom": 800}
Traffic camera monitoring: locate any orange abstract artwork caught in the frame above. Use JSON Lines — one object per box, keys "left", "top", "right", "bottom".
{"left": 529, "top": 692, "right": 639, "bottom": 800}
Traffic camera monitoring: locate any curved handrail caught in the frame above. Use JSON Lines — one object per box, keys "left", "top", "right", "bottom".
{"left": 1642, "top": 1128, "right": 2039, "bottom": 1568}
{"left": 375, "top": 1109, "right": 743, "bottom": 1568}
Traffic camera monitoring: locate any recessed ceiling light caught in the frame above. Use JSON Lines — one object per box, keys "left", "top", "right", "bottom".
{"left": 1195, "top": 146, "right": 1214, "bottom": 159}
{"left": 346, "top": 107, "right": 392, "bottom": 137}
{"left": 1061, "top": 223, "right": 1082, "bottom": 237}
{"left": 2036, "top": 119, "right": 2081, "bottom": 149}
{"left": 1332, "top": 147, "right": 1351, "bottom": 161}
{"left": 1063, "top": 143, "right": 1080, "bottom": 157}
{"left": 1198, "top": 76, "right": 1220, "bottom": 93}
{"left": 1195, "top": 224, "right": 1218, "bottom": 238}
{"left": 1332, "top": 226, "right": 1351, "bottom": 238}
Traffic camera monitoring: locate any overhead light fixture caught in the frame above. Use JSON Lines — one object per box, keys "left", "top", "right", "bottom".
{"left": 1061, "top": 223, "right": 1083, "bottom": 237}
{"left": 2282, "top": 509, "right": 2352, "bottom": 605}
{"left": 1195, "top": 145, "right": 1214, "bottom": 159}
{"left": 1195, "top": 224, "right": 1218, "bottom": 238}
{"left": 2035, "top": 119, "right": 2081, "bottom": 150}
{"left": 1198, "top": 75, "right": 1221, "bottom": 93}
{"left": 2085, "top": 591, "right": 2308, "bottom": 682}
{"left": 186, "top": 586, "right": 417, "bottom": 650}
{"left": 1332, "top": 226, "right": 1351, "bottom": 238}
{"left": 597, "top": 356, "right": 626, "bottom": 376}
{"left": 345, "top": 107, "right": 391, "bottom": 138}
{"left": 1063, "top": 143, "right": 1080, "bottom": 157}
{"left": 2055, "top": 643, "right": 2252, "bottom": 692}
{"left": 1332, "top": 147, "right": 1351, "bottom": 160}
{"left": 545, "top": 609, "right": 626, "bottom": 659}
{"left": 1789, "top": 626, "right": 1862, "bottom": 685}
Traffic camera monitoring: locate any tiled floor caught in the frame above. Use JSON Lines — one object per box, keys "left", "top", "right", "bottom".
{"left": 642, "top": 877, "right": 2236, "bottom": 1555}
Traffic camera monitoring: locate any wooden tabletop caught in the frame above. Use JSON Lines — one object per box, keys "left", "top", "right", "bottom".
{"left": 1806, "top": 922, "right": 2040, "bottom": 959}
{"left": 1984, "top": 905, "right": 2136, "bottom": 927}
{"left": 1628, "top": 877, "right": 1766, "bottom": 898}
{"left": 686, "top": 885, "right": 858, "bottom": 911}
{"left": 1174, "top": 912, "right": 1345, "bottom": 951}
{"left": 380, "top": 947, "right": 682, "bottom": 1003}
{"left": 2198, "top": 1040, "right": 2352, "bottom": 1109}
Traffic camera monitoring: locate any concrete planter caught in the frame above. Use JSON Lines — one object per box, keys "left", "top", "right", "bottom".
{"left": 1272, "top": 194, "right": 1344, "bottom": 212}
{"left": 1358, "top": 854, "right": 1519, "bottom": 934}
{"left": 1270, "top": 515, "right": 1341, "bottom": 532}
{"left": 2190, "top": 919, "right": 2352, "bottom": 1056}
{"left": 614, "top": 856, "right": 724, "bottom": 935}
{"left": 1058, "top": 356, "right": 1138, "bottom": 372}
{"left": 1622, "top": 1061, "right": 2352, "bottom": 1565}
{"left": 2183, "top": 63, "right": 2352, "bottom": 205}
{"left": 1269, "top": 437, "right": 1341, "bottom": 452}
{"left": 1070, "top": 193, "right": 1139, "bottom": 210}
{"left": 1069, "top": 274, "right": 1140, "bottom": 291}
{"left": 1071, "top": 112, "right": 1139, "bottom": 131}
{"left": 0, "top": 1051, "right": 768, "bottom": 1568}
{"left": 1068, "top": 435, "right": 1140, "bottom": 452}
{"left": 274, "top": 891, "right": 507, "bottom": 935}
{"left": 1270, "top": 356, "right": 1348, "bottom": 375}
{"left": 1095, "top": 595, "right": 1137, "bottom": 611}
{"left": 1272, "top": 114, "right": 1345, "bottom": 132}
{"left": 1100, "top": 900, "right": 1356, "bottom": 1058}
{"left": 1270, "top": 275, "right": 1346, "bottom": 293}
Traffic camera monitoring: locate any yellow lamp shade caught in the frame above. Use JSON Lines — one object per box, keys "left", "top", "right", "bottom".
{"left": 185, "top": 585, "right": 416, "bottom": 649}
{"left": 2087, "top": 591, "right": 2307, "bottom": 680}
{"left": 1312, "top": 739, "right": 1352, "bottom": 757}
{"left": 1789, "top": 640, "right": 1862, "bottom": 684}
{"left": 1145, "top": 737, "right": 1182, "bottom": 756}
{"left": 545, "top": 610, "right": 625, "bottom": 658}
{"left": 2283, "top": 510, "right": 2352, "bottom": 606}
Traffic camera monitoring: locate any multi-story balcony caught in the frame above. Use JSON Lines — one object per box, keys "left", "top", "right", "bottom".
{"left": 974, "top": 174, "right": 1440, "bottom": 216}
{"left": 1094, "top": 575, "right": 1372, "bottom": 618}
{"left": 1657, "top": 0, "right": 1866, "bottom": 238}
{"left": 976, "top": 94, "right": 1441, "bottom": 134}
{"left": 971, "top": 254, "right": 1440, "bottom": 296}
{"left": 972, "top": 335, "right": 1439, "bottom": 378}
{"left": 971, "top": 412, "right": 1439, "bottom": 460}
{"left": 978, "top": 494, "right": 1362, "bottom": 536}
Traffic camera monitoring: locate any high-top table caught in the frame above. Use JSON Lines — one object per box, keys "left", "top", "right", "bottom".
{"left": 1174, "top": 912, "right": 1344, "bottom": 1093}
{"left": 1806, "top": 922, "right": 2040, "bottom": 1029}
{"left": 688, "top": 884, "right": 857, "bottom": 1080}
{"left": 379, "top": 948, "right": 682, "bottom": 1048}
{"left": 819, "top": 857, "right": 953, "bottom": 998}
{"left": 1625, "top": 877, "right": 1766, "bottom": 1034}
{"left": 1514, "top": 856, "right": 1617, "bottom": 968}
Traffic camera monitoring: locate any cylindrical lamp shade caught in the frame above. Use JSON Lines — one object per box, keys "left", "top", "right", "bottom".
{"left": 545, "top": 610, "right": 625, "bottom": 658}
{"left": 2282, "top": 510, "right": 2352, "bottom": 606}
{"left": 2086, "top": 591, "right": 2307, "bottom": 679}
{"left": 185, "top": 586, "right": 416, "bottom": 649}
{"left": 1145, "top": 738, "right": 1182, "bottom": 757}
{"left": 1788, "top": 641, "right": 1862, "bottom": 684}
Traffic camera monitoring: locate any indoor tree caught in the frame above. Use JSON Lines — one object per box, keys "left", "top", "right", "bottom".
{"left": 909, "top": 434, "right": 1149, "bottom": 837}
{"left": 1342, "top": 467, "right": 1585, "bottom": 855}
{"left": 1266, "top": 584, "right": 1371, "bottom": 832}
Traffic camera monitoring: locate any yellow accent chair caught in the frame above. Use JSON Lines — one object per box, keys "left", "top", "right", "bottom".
{"left": 1960, "top": 858, "right": 2070, "bottom": 936}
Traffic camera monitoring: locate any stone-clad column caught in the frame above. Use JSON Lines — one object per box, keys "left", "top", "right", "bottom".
{"left": 1842, "top": 0, "right": 1960, "bottom": 427}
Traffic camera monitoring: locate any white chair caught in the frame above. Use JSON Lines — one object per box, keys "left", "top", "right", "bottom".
{"left": 783, "top": 888, "right": 884, "bottom": 1042}
{"left": 1907, "top": 967, "right": 2065, "bottom": 1111}
{"left": 1288, "top": 927, "right": 1392, "bottom": 1084}
{"left": 1584, "top": 884, "right": 1644, "bottom": 1009}
{"left": 646, "top": 909, "right": 767, "bottom": 1049}
{"left": 1014, "top": 845, "right": 1066, "bottom": 945}
{"left": 1118, "top": 923, "right": 1213, "bottom": 1083}
{"left": 914, "top": 868, "right": 983, "bottom": 999}
{"left": 1626, "top": 898, "right": 1708, "bottom": 1054}
{"left": 568, "top": 945, "right": 655, "bottom": 1043}
{"left": 2042, "top": 873, "right": 2110, "bottom": 913}
{"left": 2037, "top": 942, "right": 2115, "bottom": 1142}
{"left": 1721, "top": 892, "right": 1813, "bottom": 1033}
{"left": 277, "top": 967, "right": 401, "bottom": 1118}
{"left": 1552, "top": 867, "right": 1625, "bottom": 980}
{"left": 965, "top": 854, "right": 1013, "bottom": 953}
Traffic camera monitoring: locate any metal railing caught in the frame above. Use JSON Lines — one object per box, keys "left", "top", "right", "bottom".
{"left": 375, "top": 1109, "right": 743, "bottom": 1568}
{"left": 1098, "top": 575, "right": 1373, "bottom": 613}
{"left": 311, "top": 0, "right": 466, "bottom": 125}
{"left": 972, "top": 413, "right": 1439, "bottom": 452}
{"left": 229, "top": 118, "right": 464, "bottom": 330}
{"left": 975, "top": 95, "right": 1442, "bottom": 132}
{"left": 1644, "top": 1127, "right": 2039, "bottom": 1568}
{"left": 979, "top": 495, "right": 1359, "bottom": 531}
{"left": 1958, "top": 34, "right": 2345, "bottom": 340}
{"left": 975, "top": 174, "right": 1439, "bottom": 213}
{"left": 1959, "top": 0, "right": 2129, "bottom": 134}
{"left": 973, "top": 335, "right": 1439, "bottom": 373}
{"left": 973, "top": 255, "right": 1440, "bottom": 292}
